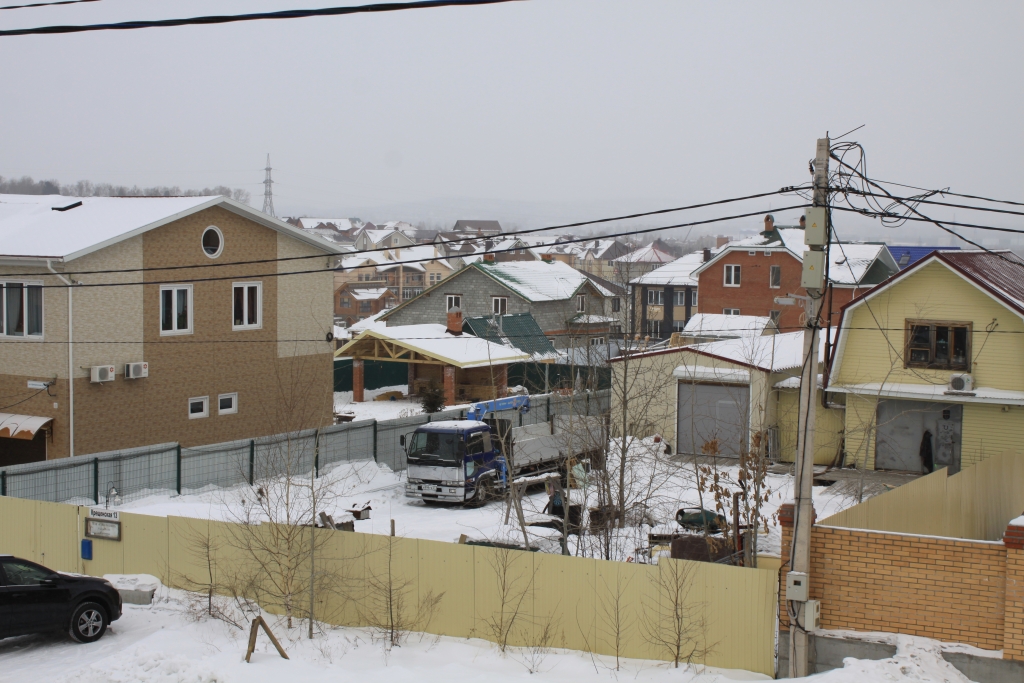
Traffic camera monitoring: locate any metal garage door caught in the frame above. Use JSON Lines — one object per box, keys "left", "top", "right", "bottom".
{"left": 875, "top": 400, "right": 962, "bottom": 473}
{"left": 676, "top": 382, "right": 750, "bottom": 457}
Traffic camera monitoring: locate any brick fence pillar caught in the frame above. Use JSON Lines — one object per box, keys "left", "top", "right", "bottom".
{"left": 496, "top": 364, "right": 508, "bottom": 398}
{"left": 408, "top": 362, "right": 416, "bottom": 397}
{"left": 779, "top": 502, "right": 795, "bottom": 631}
{"left": 353, "top": 359, "right": 365, "bottom": 403}
{"left": 1004, "top": 521, "right": 1024, "bottom": 660}
{"left": 443, "top": 365, "right": 456, "bottom": 407}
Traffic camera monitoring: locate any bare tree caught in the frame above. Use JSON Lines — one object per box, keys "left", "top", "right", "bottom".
{"left": 640, "top": 558, "right": 709, "bottom": 668}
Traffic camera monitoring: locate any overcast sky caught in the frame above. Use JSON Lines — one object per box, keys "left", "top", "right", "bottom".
{"left": 2, "top": 1, "right": 1022, "bottom": 242}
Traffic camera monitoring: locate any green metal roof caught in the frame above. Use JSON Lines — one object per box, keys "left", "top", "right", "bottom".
{"left": 463, "top": 313, "right": 557, "bottom": 358}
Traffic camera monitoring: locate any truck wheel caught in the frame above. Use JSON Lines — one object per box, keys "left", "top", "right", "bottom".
{"left": 69, "top": 602, "right": 108, "bottom": 643}
{"left": 474, "top": 478, "right": 495, "bottom": 505}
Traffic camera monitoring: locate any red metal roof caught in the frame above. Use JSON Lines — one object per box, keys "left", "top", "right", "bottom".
{"left": 938, "top": 250, "right": 1024, "bottom": 314}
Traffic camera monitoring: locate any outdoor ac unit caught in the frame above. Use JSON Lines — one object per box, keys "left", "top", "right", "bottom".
{"left": 125, "top": 362, "right": 149, "bottom": 379}
{"left": 948, "top": 373, "right": 974, "bottom": 393}
{"left": 90, "top": 365, "right": 116, "bottom": 383}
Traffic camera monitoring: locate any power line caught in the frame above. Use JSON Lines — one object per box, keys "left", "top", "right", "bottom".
{"left": 830, "top": 205, "right": 1024, "bottom": 236}
{"left": 836, "top": 188, "right": 1024, "bottom": 219}
{"left": 0, "top": 0, "right": 97, "bottom": 10}
{"left": 0, "top": 0, "right": 525, "bottom": 37}
{"left": 0, "top": 188, "right": 794, "bottom": 279}
{"left": 864, "top": 177, "right": 1024, "bottom": 208}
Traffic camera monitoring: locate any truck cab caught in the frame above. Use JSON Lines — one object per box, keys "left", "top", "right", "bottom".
{"left": 404, "top": 420, "right": 503, "bottom": 503}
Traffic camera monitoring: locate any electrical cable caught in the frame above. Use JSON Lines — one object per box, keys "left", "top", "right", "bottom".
{"left": 0, "top": 188, "right": 795, "bottom": 279}
{"left": 0, "top": 0, "right": 525, "bottom": 37}
{"left": 0, "top": 0, "right": 97, "bottom": 9}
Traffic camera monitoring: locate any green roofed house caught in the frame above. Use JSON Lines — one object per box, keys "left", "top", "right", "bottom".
{"left": 379, "top": 259, "right": 623, "bottom": 349}
{"left": 463, "top": 312, "right": 559, "bottom": 359}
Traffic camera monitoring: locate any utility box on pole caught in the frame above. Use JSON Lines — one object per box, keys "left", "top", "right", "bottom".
{"left": 804, "top": 207, "right": 828, "bottom": 246}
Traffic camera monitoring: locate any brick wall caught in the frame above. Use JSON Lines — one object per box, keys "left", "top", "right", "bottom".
{"left": 780, "top": 503, "right": 1012, "bottom": 654}
{"left": 1005, "top": 525, "right": 1024, "bottom": 659}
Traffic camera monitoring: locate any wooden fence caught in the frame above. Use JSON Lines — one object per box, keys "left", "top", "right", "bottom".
{"left": 0, "top": 496, "right": 777, "bottom": 675}
{"left": 819, "top": 450, "right": 1024, "bottom": 541}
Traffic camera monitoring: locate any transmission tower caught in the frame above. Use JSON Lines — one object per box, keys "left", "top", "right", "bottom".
{"left": 262, "top": 153, "right": 275, "bottom": 217}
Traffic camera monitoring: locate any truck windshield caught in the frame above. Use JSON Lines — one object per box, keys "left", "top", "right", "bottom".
{"left": 407, "top": 431, "right": 463, "bottom": 465}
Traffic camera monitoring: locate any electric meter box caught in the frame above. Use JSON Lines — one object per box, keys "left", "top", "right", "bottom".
{"left": 801, "top": 599, "right": 821, "bottom": 630}
{"left": 804, "top": 207, "right": 828, "bottom": 246}
{"left": 786, "top": 571, "right": 809, "bottom": 602}
{"left": 801, "top": 250, "right": 826, "bottom": 290}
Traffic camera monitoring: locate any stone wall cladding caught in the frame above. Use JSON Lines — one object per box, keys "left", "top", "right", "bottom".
{"left": 779, "top": 504, "right": 1009, "bottom": 652}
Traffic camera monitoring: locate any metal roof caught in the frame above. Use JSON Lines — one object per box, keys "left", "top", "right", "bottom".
{"left": 887, "top": 245, "right": 960, "bottom": 270}
{"left": 463, "top": 313, "right": 557, "bottom": 358}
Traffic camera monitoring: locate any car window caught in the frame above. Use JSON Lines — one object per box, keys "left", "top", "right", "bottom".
{"left": 1, "top": 559, "right": 51, "bottom": 585}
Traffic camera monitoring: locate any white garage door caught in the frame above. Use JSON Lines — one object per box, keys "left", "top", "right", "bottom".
{"left": 676, "top": 382, "right": 750, "bottom": 457}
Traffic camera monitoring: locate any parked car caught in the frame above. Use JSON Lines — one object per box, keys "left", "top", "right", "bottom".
{"left": 0, "top": 555, "right": 122, "bottom": 643}
{"left": 675, "top": 507, "right": 728, "bottom": 534}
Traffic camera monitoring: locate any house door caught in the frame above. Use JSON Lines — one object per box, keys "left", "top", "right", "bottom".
{"left": 875, "top": 400, "right": 962, "bottom": 474}
{"left": 0, "top": 432, "right": 47, "bottom": 468}
{"left": 676, "top": 382, "right": 750, "bottom": 457}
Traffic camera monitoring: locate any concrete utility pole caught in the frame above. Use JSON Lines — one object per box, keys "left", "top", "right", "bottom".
{"left": 788, "top": 136, "right": 829, "bottom": 678}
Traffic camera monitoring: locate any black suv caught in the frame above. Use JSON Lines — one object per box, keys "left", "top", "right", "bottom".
{"left": 0, "top": 555, "right": 122, "bottom": 643}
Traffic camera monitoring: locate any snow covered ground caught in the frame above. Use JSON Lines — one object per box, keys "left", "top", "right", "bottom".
{"left": 118, "top": 437, "right": 868, "bottom": 560}
{"left": 0, "top": 580, "right": 982, "bottom": 683}
{"left": 333, "top": 385, "right": 474, "bottom": 422}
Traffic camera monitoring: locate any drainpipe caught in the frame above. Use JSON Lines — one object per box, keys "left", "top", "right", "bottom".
{"left": 47, "top": 260, "right": 74, "bottom": 458}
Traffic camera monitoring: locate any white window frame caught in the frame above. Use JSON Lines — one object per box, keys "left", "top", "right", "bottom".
{"left": 589, "top": 337, "right": 605, "bottom": 346}
{"left": 201, "top": 225, "right": 224, "bottom": 259}
{"left": 232, "top": 282, "right": 263, "bottom": 331}
{"left": 492, "top": 296, "right": 508, "bottom": 315}
{"left": 724, "top": 264, "right": 741, "bottom": 287}
{"left": 647, "top": 289, "right": 664, "bottom": 306}
{"left": 0, "top": 280, "right": 44, "bottom": 339}
{"left": 160, "top": 284, "right": 193, "bottom": 336}
{"left": 188, "top": 396, "right": 209, "bottom": 419}
{"left": 576, "top": 294, "right": 586, "bottom": 313}
{"left": 769, "top": 265, "right": 782, "bottom": 289}
{"left": 723, "top": 308, "right": 741, "bottom": 315}
{"left": 218, "top": 392, "right": 238, "bottom": 415}
{"left": 446, "top": 294, "right": 462, "bottom": 311}
{"left": 692, "top": 290, "right": 698, "bottom": 306}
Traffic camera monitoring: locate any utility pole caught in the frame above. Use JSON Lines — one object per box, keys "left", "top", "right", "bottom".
{"left": 262, "top": 154, "right": 276, "bottom": 217}
{"left": 788, "top": 136, "right": 829, "bottom": 678}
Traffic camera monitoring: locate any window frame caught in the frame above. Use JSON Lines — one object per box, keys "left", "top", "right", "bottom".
{"left": 691, "top": 290, "right": 698, "bottom": 306}
{"left": 648, "top": 320, "right": 661, "bottom": 337}
{"left": 492, "top": 296, "right": 508, "bottom": 315}
{"left": 611, "top": 297, "right": 621, "bottom": 313}
{"left": 159, "top": 284, "right": 193, "bottom": 336}
{"left": 724, "top": 264, "right": 741, "bottom": 287}
{"left": 769, "top": 264, "right": 782, "bottom": 289}
{"left": 647, "top": 289, "right": 664, "bottom": 306}
{"left": 904, "top": 319, "right": 972, "bottom": 371}
{"left": 723, "top": 308, "right": 741, "bottom": 315}
{"left": 188, "top": 396, "right": 209, "bottom": 419}
{"left": 589, "top": 336, "right": 605, "bottom": 346}
{"left": 576, "top": 293, "right": 586, "bottom": 313}
{"left": 232, "top": 281, "right": 263, "bottom": 331}
{"left": 445, "top": 294, "right": 462, "bottom": 312}
{"left": 218, "top": 392, "right": 238, "bottom": 415}
{"left": 201, "top": 225, "right": 224, "bottom": 259}
{"left": 0, "top": 280, "right": 44, "bottom": 339}
{"left": 769, "top": 310, "right": 781, "bottom": 325}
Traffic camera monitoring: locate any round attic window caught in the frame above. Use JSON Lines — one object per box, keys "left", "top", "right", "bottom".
{"left": 202, "top": 226, "right": 223, "bottom": 258}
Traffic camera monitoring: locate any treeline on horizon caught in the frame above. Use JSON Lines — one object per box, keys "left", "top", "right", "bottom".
{"left": 0, "top": 175, "right": 251, "bottom": 205}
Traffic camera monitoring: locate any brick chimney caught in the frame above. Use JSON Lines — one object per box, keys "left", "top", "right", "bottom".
{"left": 446, "top": 307, "right": 463, "bottom": 335}
{"left": 715, "top": 236, "right": 730, "bottom": 248}
{"left": 799, "top": 214, "right": 806, "bottom": 229}
{"left": 763, "top": 214, "right": 775, "bottom": 234}
{"left": 484, "top": 252, "right": 495, "bottom": 262}
{"left": 541, "top": 253, "right": 553, "bottom": 262}
{"left": 702, "top": 248, "right": 712, "bottom": 263}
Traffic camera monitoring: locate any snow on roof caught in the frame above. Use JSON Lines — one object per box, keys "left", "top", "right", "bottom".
{"left": 340, "top": 324, "right": 531, "bottom": 368}
{"left": 349, "top": 309, "right": 388, "bottom": 333}
{"left": 350, "top": 288, "right": 393, "bottom": 300}
{"left": 571, "top": 314, "right": 618, "bottom": 324}
{"left": 631, "top": 252, "right": 705, "bottom": 285}
{"left": 613, "top": 244, "right": 675, "bottom": 263}
{"left": 476, "top": 260, "right": 600, "bottom": 302}
{"left": 0, "top": 193, "right": 342, "bottom": 261}
{"left": 375, "top": 245, "right": 449, "bottom": 272}
{"left": 687, "top": 331, "right": 810, "bottom": 372}
{"left": 297, "top": 217, "right": 358, "bottom": 232}
{"left": 340, "top": 255, "right": 379, "bottom": 269}
{"left": 682, "top": 313, "right": 774, "bottom": 337}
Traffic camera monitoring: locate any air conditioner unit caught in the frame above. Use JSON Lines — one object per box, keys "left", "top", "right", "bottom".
{"left": 948, "top": 373, "right": 974, "bottom": 393}
{"left": 125, "top": 362, "right": 149, "bottom": 379}
{"left": 90, "top": 365, "right": 116, "bottom": 383}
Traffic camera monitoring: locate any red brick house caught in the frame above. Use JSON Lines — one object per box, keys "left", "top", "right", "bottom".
{"left": 336, "top": 284, "right": 398, "bottom": 326}
{"left": 692, "top": 215, "right": 898, "bottom": 334}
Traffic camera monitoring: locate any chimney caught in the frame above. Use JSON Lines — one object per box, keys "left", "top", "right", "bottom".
{"left": 799, "top": 214, "right": 806, "bottom": 229}
{"left": 446, "top": 307, "right": 463, "bottom": 335}
{"left": 541, "top": 253, "right": 553, "bottom": 262}
{"left": 715, "top": 236, "right": 730, "bottom": 248}
{"left": 484, "top": 252, "right": 495, "bottom": 262}
{"left": 702, "top": 248, "right": 712, "bottom": 263}
{"left": 763, "top": 214, "right": 775, "bottom": 233}
{"left": 394, "top": 247, "right": 401, "bottom": 258}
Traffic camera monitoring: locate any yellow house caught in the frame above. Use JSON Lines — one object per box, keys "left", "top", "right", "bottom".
{"left": 829, "top": 250, "right": 1024, "bottom": 474}
{"left": 610, "top": 331, "right": 842, "bottom": 463}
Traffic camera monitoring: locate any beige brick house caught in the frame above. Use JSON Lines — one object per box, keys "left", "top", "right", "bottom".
{"left": 0, "top": 194, "right": 341, "bottom": 466}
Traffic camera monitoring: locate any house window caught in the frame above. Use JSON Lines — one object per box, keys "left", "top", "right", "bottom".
{"left": 202, "top": 226, "right": 223, "bottom": 258}
{"left": 905, "top": 320, "right": 971, "bottom": 370}
{"left": 359, "top": 301, "right": 372, "bottom": 313}
{"left": 724, "top": 264, "right": 741, "bottom": 287}
{"left": 647, "top": 289, "right": 664, "bottom": 306}
{"left": 188, "top": 396, "right": 209, "bottom": 419}
{"left": 340, "top": 297, "right": 351, "bottom": 308}
{"left": 218, "top": 392, "right": 238, "bottom": 415}
{"left": 232, "top": 282, "right": 262, "bottom": 330}
{"left": 723, "top": 308, "right": 740, "bottom": 315}
{"left": 446, "top": 294, "right": 461, "bottom": 311}
{"left": 392, "top": 237, "right": 399, "bottom": 246}
{"left": 770, "top": 310, "right": 781, "bottom": 325}
{"left": 0, "top": 282, "right": 43, "bottom": 337}
{"left": 691, "top": 290, "right": 698, "bottom": 306}
{"left": 160, "top": 285, "right": 193, "bottom": 335}
{"left": 492, "top": 296, "right": 508, "bottom": 315}
{"left": 576, "top": 294, "right": 586, "bottom": 313}
{"left": 672, "top": 320, "right": 687, "bottom": 332}
{"left": 404, "top": 288, "right": 423, "bottom": 299}
{"left": 611, "top": 297, "right": 621, "bottom": 312}
{"left": 770, "top": 265, "right": 781, "bottom": 289}
{"left": 648, "top": 320, "right": 661, "bottom": 336}
{"left": 590, "top": 337, "right": 605, "bottom": 346}
{"left": 674, "top": 291, "right": 689, "bottom": 306}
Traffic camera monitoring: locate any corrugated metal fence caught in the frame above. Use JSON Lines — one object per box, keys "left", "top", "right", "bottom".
{"left": 0, "top": 390, "right": 610, "bottom": 505}
{"left": 0, "top": 493, "right": 778, "bottom": 675}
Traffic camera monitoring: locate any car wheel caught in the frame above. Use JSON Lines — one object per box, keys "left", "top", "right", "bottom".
{"left": 473, "top": 478, "right": 494, "bottom": 506}
{"left": 69, "top": 602, "right": 108, "bottom": 643}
